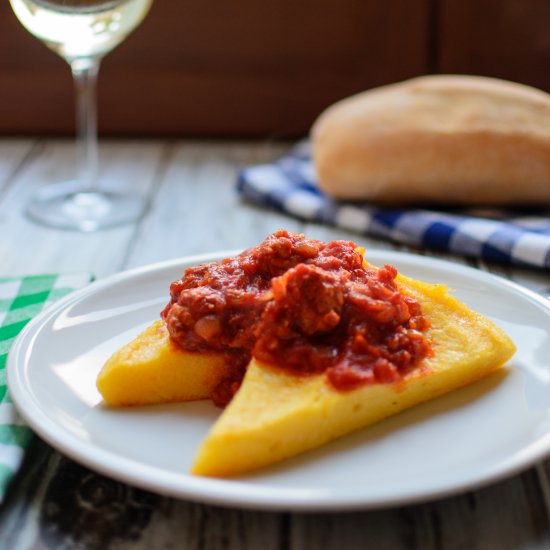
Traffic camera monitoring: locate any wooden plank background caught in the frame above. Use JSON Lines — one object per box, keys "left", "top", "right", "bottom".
{"left": 0, "top": 0, "right": 548, "bottom": 138}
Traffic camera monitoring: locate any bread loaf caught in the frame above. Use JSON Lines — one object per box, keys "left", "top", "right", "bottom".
{"left": 311, "top": 75, "right": 550, "bottom": 204}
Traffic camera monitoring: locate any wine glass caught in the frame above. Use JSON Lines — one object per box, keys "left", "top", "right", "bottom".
{"left": 9, "top": 0, "right": 153, "bottom": 231}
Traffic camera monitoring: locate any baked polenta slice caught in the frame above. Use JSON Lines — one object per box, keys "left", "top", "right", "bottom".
{"left": 97, "top": 320, "right": 227, "bottom": 406}
{"left": 191, "top": 275, "right": 515, "bottom": 477}
{"left": 95, "top": 230, "right": 515, "bottom": 478}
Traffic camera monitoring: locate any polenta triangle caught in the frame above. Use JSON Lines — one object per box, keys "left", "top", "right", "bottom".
{"left": 191, "top": 275, "right": 515, "bottom": 476}
{"left": 97, "top": 320, "right": 227, "bottom": 406}
{"left": 96, "top": 231, "right": 515, "bottom": 477}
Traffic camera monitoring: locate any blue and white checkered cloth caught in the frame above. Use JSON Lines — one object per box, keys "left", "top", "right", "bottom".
{"left": 237, "top": 142, "right": 550, "bottom": 269}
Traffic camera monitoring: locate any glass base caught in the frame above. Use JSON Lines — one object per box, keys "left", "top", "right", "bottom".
{"left": 26, "top": 181, "right": 147, "bottom": 232}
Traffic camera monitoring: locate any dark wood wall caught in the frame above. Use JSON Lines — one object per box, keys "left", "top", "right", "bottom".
{"left": 0, "top": 0, "right": 548, "bottom": 138}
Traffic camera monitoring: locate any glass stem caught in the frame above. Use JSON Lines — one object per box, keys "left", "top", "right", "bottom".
{"left": 71, "top": 59, "right": 101, "bottom": 193}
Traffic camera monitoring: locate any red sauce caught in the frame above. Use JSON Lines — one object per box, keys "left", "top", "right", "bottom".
{"left": 161, "top": 230, "right": 432, "bottom": 406}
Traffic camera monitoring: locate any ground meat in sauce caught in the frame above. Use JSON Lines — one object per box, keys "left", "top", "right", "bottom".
{"left": 161, "top": 230, "right": 432, "bottom": 407}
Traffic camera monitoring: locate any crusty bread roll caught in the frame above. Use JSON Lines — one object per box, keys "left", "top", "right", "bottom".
{"left": 311, "top": 75, "right": 550, "bottom": 204}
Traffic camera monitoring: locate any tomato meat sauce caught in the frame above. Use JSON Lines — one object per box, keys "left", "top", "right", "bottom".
{"left": 161, "top": 230, "right": 432, "bottom": 406}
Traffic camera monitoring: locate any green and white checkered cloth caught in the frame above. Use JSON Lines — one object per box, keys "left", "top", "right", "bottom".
{"left": 0, "top": 273, "right": 90, "bottom": 501}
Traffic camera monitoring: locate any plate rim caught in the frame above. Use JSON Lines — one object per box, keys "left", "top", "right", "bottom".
{"left": 7, "top": 249, "right": 550, "bottom": 511}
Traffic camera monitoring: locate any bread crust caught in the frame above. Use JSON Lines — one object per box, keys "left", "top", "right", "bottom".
{"left": 312, "top": 75, "right": 550, "bottom": 204}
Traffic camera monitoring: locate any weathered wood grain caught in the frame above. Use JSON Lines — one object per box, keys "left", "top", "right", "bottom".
{"left": 124, "top": 141, "right": 301, "bottom": 269}
{"left": 288, "top": 470, "right": 550, "bottom": 550}
{"left": 0, "top": 140, "right": 548, "bottom": 549}
{"left": 0, "top": 140, "right": 165, "bottom": 278}
{"left": 0, "top": 140, "right": 37, "bottom": 197}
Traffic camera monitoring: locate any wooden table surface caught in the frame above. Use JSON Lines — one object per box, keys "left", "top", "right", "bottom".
{"left": 0, "top": 139, "right": 549, "bottom": 549}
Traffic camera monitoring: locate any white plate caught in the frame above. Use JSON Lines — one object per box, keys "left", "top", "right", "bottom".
{"left": 7, "top": 251, "right": 550, "bottom": 511}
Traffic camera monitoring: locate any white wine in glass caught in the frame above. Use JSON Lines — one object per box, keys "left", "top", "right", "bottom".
{"left": 10, "top": 0, "right": 153, "bottom": 231}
